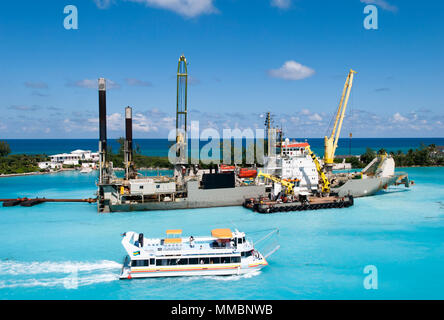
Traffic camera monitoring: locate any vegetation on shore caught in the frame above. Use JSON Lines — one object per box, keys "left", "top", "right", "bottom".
{"left": 107, "top": 138, "right": 173, "bottom": 169}
{"left": 0, "top": 141, "right": 49, "bottom": 174}
{"left": 336, "top": 144, "right": 444, "bottom": 169}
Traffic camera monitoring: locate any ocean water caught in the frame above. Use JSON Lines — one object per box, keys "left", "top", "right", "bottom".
{"left": 5, "top": 138, "right": 444, "bottom": 158}
{"left": 0, "top": 168, "right": 444, "bottom": 299}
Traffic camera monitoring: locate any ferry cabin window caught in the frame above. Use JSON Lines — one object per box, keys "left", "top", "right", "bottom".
{"left": 209, "top": 257, "right": 220, "bottom": 264}
{"left": 221, "top": 257, "right": 230, "bottom": 264}
{"left": 150, "top": 258, "right": 155, "bottom": 265}
{"left": 131, "top": 260, "right": 149, "bottom": 267}
{"left": 156, "top": 259, "right": 168, "bottom": 266}
{"left": 154, "top": 257, "right": 240, "bottom": 266}
{"left": 241, "top": 250, "right": 253, "bottom": 258}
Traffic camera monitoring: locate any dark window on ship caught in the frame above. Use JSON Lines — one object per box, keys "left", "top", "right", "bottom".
{"left": 139, "top": 186, "right": 144, "bottom": 189}
{"left": 199, "top": 258, "right": 210, "bottom": 264}
{"left": 150, "top": 259, "right": 155, "bottom": 265}
{"left": 168, "top": 259, "right": 177, "bottom": 266}
{"left": 209, "top": 257, "right": 220, "bottom": 264}
{"left": 156, "top": 259, "right": 168, "bottom": 266}
{"left": 242, "top": 251, "right": 253, "bottom": 258}
{"left": 231, "top": 256, "right": 241, "bottom": 263}
{"left": 237, "top": 238, "right": 243, "bottom": 244}
{"left": 221, "top": 257, "right": 230, "bottom": 264}
{"left": 177, "top": 258, "right": 188, "bottom": 265}
{"left": 131, "top": 260, "right": 148, "bottom": 267}
{"left": 189, "top": 258, "right": 198, "bottom": 265}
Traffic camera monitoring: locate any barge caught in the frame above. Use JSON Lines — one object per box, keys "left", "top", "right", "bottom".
{"left": 243, "top": 194, "right": 354, "bottom": 214}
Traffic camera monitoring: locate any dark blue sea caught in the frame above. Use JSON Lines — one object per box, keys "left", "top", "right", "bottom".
{"left": 5, "top": 138, "right": 444, "bottom": 157}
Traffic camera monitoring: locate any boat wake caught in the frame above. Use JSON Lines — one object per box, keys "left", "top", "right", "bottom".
{"left": 176, "top": 270, "right": 262, "bottom": 283}
{"left": 0, "top": 260, "right": 122, "bottom": 289}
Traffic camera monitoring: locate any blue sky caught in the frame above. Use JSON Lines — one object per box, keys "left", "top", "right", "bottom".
{"left": 0, "top": 0, "right": 443, "bottom": 138}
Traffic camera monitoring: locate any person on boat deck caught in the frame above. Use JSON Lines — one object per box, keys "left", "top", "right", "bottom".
{"left": 189, "top": 236, "right": 195, "bottom": 248}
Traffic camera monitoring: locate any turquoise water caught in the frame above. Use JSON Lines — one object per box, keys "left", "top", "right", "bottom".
{"left": 0, "top": 168, "right": 443, "bottom": 299}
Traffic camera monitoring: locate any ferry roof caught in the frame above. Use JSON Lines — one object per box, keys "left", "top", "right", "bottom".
{"left": 166, "top": 229, "right": 182, "bottom": 235}
{"left": 211, "top": 228, "right": 232, "bottom": 239}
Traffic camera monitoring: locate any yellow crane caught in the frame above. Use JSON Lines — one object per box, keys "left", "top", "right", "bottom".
{"left": 305, "top": 146, "right": 330, "bottom": 193}
{"left": 324, "top": 69, "right": 357, "bottom": 170}
{"left": 257, "top": 171, "right": 296, "bottom": 195}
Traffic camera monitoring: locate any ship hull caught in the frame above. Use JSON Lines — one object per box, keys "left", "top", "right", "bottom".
{"left": 108, "top": 185, "right": 266, "bottom": 212}
{"left": 332, "top": 175, "right": 403, "bottom": 198}
{"left": 120, "top": 263, "right": 266, "bottom": 279}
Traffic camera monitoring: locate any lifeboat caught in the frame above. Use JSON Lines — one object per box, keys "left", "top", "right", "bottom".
{"left": 238, "top": 168, "right": 257, "bottom": 178}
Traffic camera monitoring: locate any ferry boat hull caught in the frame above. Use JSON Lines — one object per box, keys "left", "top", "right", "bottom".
{"left": 120, "top": 260, "right": 267, "bottom": 279}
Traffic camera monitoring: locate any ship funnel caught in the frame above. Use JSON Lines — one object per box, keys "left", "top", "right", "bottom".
{"left": 125, "top": 106, "right": 133, "bottom": 180}
{"left": 98, "top": 78, "right": 107, "bottom": 184}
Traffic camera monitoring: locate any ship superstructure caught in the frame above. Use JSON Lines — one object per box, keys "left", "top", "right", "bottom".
{"left": 262, "top": 138, "right": 320, "bottom": 194}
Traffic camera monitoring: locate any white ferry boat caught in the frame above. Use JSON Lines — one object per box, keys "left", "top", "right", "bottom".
{"left": 119, "top": 229, "right": 269, "bottom": 279}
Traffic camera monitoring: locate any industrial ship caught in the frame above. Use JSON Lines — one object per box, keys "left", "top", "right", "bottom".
{"left": 96, "top": 56, "right": 266, "bottom": 213}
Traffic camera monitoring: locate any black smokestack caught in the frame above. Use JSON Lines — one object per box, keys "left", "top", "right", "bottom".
{"left": 125, "top": 106, "right": 133, "bottom": 159}
{"left": 98, "top": 78, "right": 107, "bottom": 153}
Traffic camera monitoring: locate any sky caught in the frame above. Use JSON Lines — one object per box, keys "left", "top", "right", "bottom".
{"left": 0, "top": 0, "right": 443, "bottom": 139}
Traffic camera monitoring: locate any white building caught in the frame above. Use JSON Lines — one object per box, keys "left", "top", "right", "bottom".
{"left": 38, "top": 162, "right": 62, "bottom": 170}
{"left": 50, "top": 150, "right": 99, "bottom": 165}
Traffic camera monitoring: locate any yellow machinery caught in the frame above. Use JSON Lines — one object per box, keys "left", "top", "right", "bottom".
{"left": 258, "top": 145, "right": 331, "bottom": 194}
{"left": 305, "top": 146, "right": 330, "bottom": 193}
{"left": 257, "top": 171, "right": 295, "bottom": 195}
{"left": 324, "top": 69, "right": 357, "bottom": 169}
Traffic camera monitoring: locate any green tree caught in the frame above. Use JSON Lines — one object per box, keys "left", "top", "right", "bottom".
{"left": 360, "top": 147, "right": 376, "bottom": 165}
{"left": 0, "top": 141, "right": 11, "bottom": 157}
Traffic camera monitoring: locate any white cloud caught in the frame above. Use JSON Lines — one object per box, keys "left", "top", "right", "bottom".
{"left": 126, "top": 0, "right": 218, "bottom": 18}
{"left": 271, "top": 0, "right": 291, "bottom": 9}
{"left": 268, "top": 61, "right": 315, "bottom": 80}
{"left": 392, "top": 112, "right": 408, "bottom": 123}
{"left": 309, "top": 113, "right": 322, "bottom": 121}
{"left": 360, "top": 0, "right": 398, "bottom": 13}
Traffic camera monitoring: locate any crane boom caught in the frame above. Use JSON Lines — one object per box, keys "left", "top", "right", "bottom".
{"left": 324, "top": 69, "right": 356, "bottom": 168}
{"left": 257, "top": 171, "right": 295, "bottom": 195}
{"left": 305, "top": 146, "right": 330, "bottom": 193}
